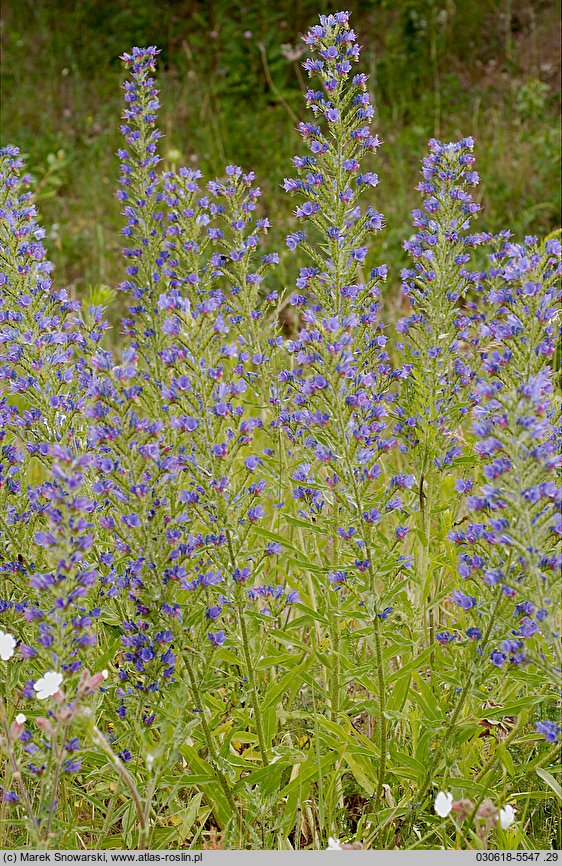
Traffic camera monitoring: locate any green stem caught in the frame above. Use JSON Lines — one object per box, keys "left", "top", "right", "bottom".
{"left": 89, "top": 724, "right": 149, "bottom": 849}
{"left": 0, "top": 699, "right": 43, "bottom": 847}
{"left": 224, "top": 527, "right": 269, "bottom": 768}
{"left": 44, "top": 717, "right": 72, "bottom": 839}
{"left": 183, "top": 655, "right": 242, "bottom": 835}
{"left": 236, "top": 598, "right": 269, "bottom": 766}
{"left": 420, "top": 466, "right": 434, "bottom": 653}
{"left": 328, "top": 498, "right": 341, "bottom": 719}
{"left": 533, "top": 742, "right": 561, "bottom": 770}
{"left": 405, "top": 587, "right": 506, "bottom": 834}
{"left": 371, "top": 606, "right": 388, "bottom": 811}
{"left": 329, "top": 603, "right": 340, "bottom": 718}
{"left": 340, "top": 437, "right": 388, "bottom": 813}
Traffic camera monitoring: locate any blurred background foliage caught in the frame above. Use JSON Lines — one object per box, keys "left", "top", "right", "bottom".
{"left": 1, "top": 0, "right": 560, "bottom": 324}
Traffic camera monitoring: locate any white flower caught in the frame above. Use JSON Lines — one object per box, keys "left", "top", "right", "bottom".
{"left": 101, "top": 669, "right": 109, "bottom": 679}
{"left": 326, "top": 838, "right": 342, "bottom": 850}
{"left": 15, "top": 713, "right": 26, "bottom": 725}
{"left": 434, "top": 791, "right": 454, "bottom": 817}
{"left": 499, "top": 804, "right": 516, "bottom": 829}
{"left": 34, "top": 671, "right": 63, "bottom": 700}
{"left": 0, "top": 630, "right": 16, "bottom": 661}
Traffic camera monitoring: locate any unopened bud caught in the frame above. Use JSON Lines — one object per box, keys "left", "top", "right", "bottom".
{"left": 36, "top": 717, "right": 54, "bottom": 736}
{"left": 55, "top": 705, "right": 74, "bottom": 722}
{"left": 86, "top": 672, "right": 105, "bottom": 692}
{"left": 9, "top": 719, "right": 25, "bottom": 738}
{"left": 77, "top": 671, "right": 104, "bottom": 697}
{"left": 451, "top": 798, "right": 474, "bottom": 822}
{"left": 477, "top": 798, "right": 497, "bottom": 819}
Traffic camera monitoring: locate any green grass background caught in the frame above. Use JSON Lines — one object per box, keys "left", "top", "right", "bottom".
{"left": 1, "top": 0, "right": 560, "bottom": 316}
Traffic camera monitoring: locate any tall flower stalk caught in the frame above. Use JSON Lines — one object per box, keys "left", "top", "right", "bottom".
{"left": 0, "top": 147, "right": 103, "bottom": 553}
{"left": 397, "top": 137, "right": 485, "bottom": 649}
{"left": 106, "top": 47, "right": 290, "bottom": 811}
{"left": 118, "top": 47, "right": 166, "bottom": 379}
{"left": 406, "top": 234, "right": 561, "bottom": 826}
{"left": 280, "top": 11, "right": 413, "bottom": 812}
{"left": 453, "top": 235, "right": 561, "bottom": 675}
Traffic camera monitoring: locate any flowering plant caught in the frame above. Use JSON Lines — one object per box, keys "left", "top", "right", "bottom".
{"left": 0, "top": 10, "right": 560, "bottom": 852}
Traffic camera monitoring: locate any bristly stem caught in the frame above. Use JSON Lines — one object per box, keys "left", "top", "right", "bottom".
{"left": 405, "top": 586, "right": 507, "bottom": 829}
{"left": 370, "top": 602, "right": 388, "bottom": 811}
{"left": 236, "top": 597, "right": 270, "bottom": 767}
{"left": 328, "top": 497, "right": 341, "bottom": 719}
{"left": 89, "top": 723, "right": 149, "bottom": 849}
{"left": 226, "top": 529, "right": 269, "bottom": 768}
{"left": 418, "top": 462, "right": 434, "bottom": 652}
{"left": 182, "top": 653, "right": 243, "bottom": 840}
{"left": 0, "top": 698, "right": 42, "bottom": 847}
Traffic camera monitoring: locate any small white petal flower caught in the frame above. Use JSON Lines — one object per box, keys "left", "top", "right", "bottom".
{"left": 326, "top": 838, "right": 342, "bottom": 850}
{"left": 15, "top": 713, "right": 26, "bottom": 725}
{"left": 34, "top": 671, "right": 63, "bottom": 700}
{"left": 499, "top": 804, "right": 516, "bottom": 829}
{"left": 102, "top": 669, "right": 109, "bottom": 679}
{"left": 0, "top": 630, "right": 16, "bottom": 661}
{"left": 434, "top": 791, "right": 454, "bottom": 817}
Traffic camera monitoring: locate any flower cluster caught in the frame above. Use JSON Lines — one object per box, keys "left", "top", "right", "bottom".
{"left": 279, "top": 11, "right": 413, "bottom": 601}
{"left": 117, "top": 47, "right": 165, "bottom": 356}
{"left": 434, "top": 790, "right": 516, "bottom": 841}
{"left": 448, "top": 236, "right": 561, "bottom": 690}
{"left": 285, "top": 11, "right": 384, "bottom": 315}
{"left": 396, "top": 138, "right": 487, "bottom": 471}
{"left": 0, "top": 448, "right": 108, "bottom": 841}
{"left": 0, "top": 146, "right": 106, "bottom": 587}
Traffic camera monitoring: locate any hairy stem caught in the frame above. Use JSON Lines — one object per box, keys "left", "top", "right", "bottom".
{"left": 89, "top": 723, "right": 149, "bottom": 849}
{"left": 0, "top": 699, "right": 42, "bottom": 847}
{"left": 183, "top": 654, "right": 243, "bottom": 839}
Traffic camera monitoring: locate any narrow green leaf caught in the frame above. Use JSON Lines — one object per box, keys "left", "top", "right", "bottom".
{"left": 179, "top": 745, "right": 233, "bottom": 829}
{"left": 344, "top": 752, "right": 375, "bottom": 796}
{"left": 497, "top": 744, "right": 515, "bottom": 776}
{"left": 285, "top": 514, "right": 325, "bottom": 534}
{"left": 536, "top": 767, "right": 562, "bottom": 800}
{"left": 262, "top": 656, "right": 311, "bottom": 710}
{"left": 386, "top": 673, "right": 411, "bottom": 712}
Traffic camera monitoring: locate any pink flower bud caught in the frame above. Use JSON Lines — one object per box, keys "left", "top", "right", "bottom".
{"left": 9, "top": 720, "right": 25, "bottom": 738}
{"left": 36, "top": 717, "right": 54, "bottom": 735}
{"left": 477, "top": 799, "right": 497, "bottom": 819}
{"left": 78, "top": 672, "right": 105, "bottom": 696}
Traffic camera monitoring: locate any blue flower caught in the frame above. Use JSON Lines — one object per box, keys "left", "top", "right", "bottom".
{"left": 451, "top": 590, "right": 477, "bottom": 610}
{"left": 490, "top": 650, "right": 506, "bottom": 667}
{"left": 436, "top": 632, "right": 456, "bottom": 645}
{"left": 535, "top": 720, "right": 559, "bottom": 743}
